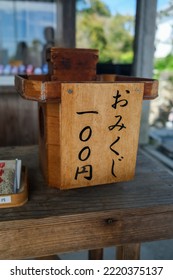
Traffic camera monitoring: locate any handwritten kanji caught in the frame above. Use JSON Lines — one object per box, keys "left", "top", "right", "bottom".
{"left": 74, "top": 165, "right": 93, "bottom": 180}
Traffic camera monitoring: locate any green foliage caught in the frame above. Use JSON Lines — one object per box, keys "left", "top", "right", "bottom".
{"left": 80, "top": 0, "right": 111, "bottom": 16}
{"left": 120, "top": 51, "right": 134, "bottom": 63}
{"left": 76, "top": 0, "right": 134, "bottom": 63}
{"left": 108, "top": 13, "right": 134, "bottom": 62}
{"left": 154, "top": 54, "right": 173, "bottom": 77}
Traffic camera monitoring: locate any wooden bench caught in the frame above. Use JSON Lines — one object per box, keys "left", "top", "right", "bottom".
{"left": 0, "top": 145, "right": 173, "bottom": 260}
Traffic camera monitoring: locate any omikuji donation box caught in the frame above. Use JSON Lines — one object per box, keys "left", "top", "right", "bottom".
{"left": 15, "top": 48, "right": 158, "bottom": 190}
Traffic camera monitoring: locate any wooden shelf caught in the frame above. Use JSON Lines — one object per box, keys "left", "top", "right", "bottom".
{"left": 0, "top": 146, "right": 173, "bottom": 259}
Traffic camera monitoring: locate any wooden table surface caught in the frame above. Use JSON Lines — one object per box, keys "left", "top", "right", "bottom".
{"left": 0, "top": 145, "right": 173, "bottom": 259}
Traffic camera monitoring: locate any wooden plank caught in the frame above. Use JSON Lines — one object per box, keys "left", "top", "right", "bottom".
{"left": 0, "top": 211, "right": 173, "bottom": 259}
{"left": 47, "top": 144, "right": 61, "bottom": 187}
{"left": 98, "top": 74, "right": 158, "bottom": 100}
{"left": 60, "top": 82, "right": 143, "bottom": 189}
{"left": 43, "top": 81, "right": 61, "bottom": 101}
{"left": 15, "top": 74, "right": 158, "bottom": 102}
{"left": 46, "top": 116, "right": 60, "bottom": 145}
{"left": 116, "top": 243, "right": 140, "bottom": 260}
{"left": 39, "top": 103, "right": 61, "bottom": 187}
{"left": 15, "top": 75, "right": 42, "bottom": 100}
{"left": 0, "top": 146, "right": 173, "bottom": 219}
{"left": 0, "top": 146, "right": 172, "bottom": 259}
{"left": 15, "top": 75, "right": 61, "bottom": 102}
{"left": 45, "top": 102, "right": 60, "bottom": 117}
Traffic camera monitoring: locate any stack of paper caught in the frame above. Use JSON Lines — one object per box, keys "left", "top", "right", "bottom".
{"left": 0, "top": 159, "right": 22, "bottom": 194}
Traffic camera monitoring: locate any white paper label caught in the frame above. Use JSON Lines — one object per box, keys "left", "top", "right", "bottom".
{"left": 0, "top": 196, "right": 11, "bottom": 204}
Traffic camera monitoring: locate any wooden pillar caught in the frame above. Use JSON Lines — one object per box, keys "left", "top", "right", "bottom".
{"left": 132, "top": 0, "right": 157, "bottom": 144}
{"left": 88, "top": 249, "right": 104, "bottom": 260}
{"left": 116, "top": 243, "right": 140, "bottom": 260}
{"left": 56, "top": 0, "right": 76, "bottom": 48}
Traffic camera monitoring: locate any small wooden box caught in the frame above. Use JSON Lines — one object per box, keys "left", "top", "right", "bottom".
{"left": 47, "top": 47, "right": 99, "bottom": 81}
{"left": 15, "top": 48, "right": 158, "bottom": 190}
{"left": 0, "top": 167, "right": 28, "bottom": 208}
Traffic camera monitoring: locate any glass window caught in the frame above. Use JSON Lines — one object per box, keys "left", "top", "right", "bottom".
{"left": 0, "top": 0, "right": 57, "bottom": 76}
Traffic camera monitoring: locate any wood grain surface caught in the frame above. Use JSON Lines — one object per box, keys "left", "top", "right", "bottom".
{"left": 15, "top": 74, "right": 158, "bottom": 102}
{"left": 60, "top": 82, "right": 143, "bottom": 189}
{"left": 117, "top": 243, "right": 140, "bottom": 260}
{"left": 0, "top": 146, "right": 173, "bottom": 259}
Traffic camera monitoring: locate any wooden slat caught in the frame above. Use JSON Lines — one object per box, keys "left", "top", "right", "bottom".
{"left": 0, "top": 210, "right": 173, "bottom": 259}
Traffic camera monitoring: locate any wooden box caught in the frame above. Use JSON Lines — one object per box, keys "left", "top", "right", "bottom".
{"left": 0, "top": 167, "right": 28, "bottom": 208}
{"left": 15, "top": 48, "right": 158, "bottom": 190}
{"left": 47, "top": 47, "right": 98, "bottom": 81}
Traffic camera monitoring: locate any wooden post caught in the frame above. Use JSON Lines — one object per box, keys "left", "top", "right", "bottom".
{"left": 56, "top": 0, "right": 76, "bottom": 48}
{"left": 116, "top": 243, "right": 140, "bottom": 260}
{"left": 88, "top": 249, "right": 103, "bottom": 260}
{"left": 133, "top": 0, "right": 157, "bottom": 144}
